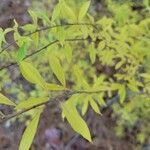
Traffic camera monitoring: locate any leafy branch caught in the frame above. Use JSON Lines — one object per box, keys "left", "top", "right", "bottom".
{"left": 0, "top": 22, "right": 97, "bottom": 55}
{"left": 0, "top": 89, "right": 119, "bottom": 124}
{"left": 0, "top": 37, "right": 90, "bottom": 71}
{"left": 2, "top": 88, "right": 147, "bottom": 124}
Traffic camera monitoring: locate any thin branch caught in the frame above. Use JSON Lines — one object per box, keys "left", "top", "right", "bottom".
{"left": 0, "top": 90, "right": 74, "bottom": 124}
{"left": 0, "top": 23, "right": 97, "bottom": 54}
{"left": 1, "top": 88, "right": 149, "bottom": 124}
{"left": 0, "top": 38, "right": 89, "bottom": 71}
{"left": 0, "top": 90, "right": 118, "bottom": 124}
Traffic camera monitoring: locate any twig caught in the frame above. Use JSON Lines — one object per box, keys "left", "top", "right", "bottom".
{"left": 0, "top": 90, "right": 74, "bottom": 124}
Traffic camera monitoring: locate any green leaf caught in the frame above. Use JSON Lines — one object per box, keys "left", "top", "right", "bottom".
{"left": 62, "top": 98, "right": 92, "bottom": 142}
{"left": 57, "top": 28, "right": 65, "bottom": 45}
{"left": 0, "top": 28, "right": 4, "bottom": 49}
{"left": 73, "top": 65, "right": 89, "bottom": 89}
{"left": 35, "top": 11, "right": 51, "bottom": 25}
{"left": 96, "top": 94, "right": 106, "bottom": 106}
{"left": 78, "top": 1, "right": 91, "bottom": 22}
{"left": 16, "top": 42, "right": 27, "bottom": 62}
{"left": 81, "top": 99, "right": 89, "bottom": 116}
{"left": 51, "top": 3, "right": 61, "bottom": 22}
{"left": 127, "top": 83, "right": 139, "bottom": 92}
{"left": 64, "top": 44, "right": 73, "bottom": 63}
{"left": 28, "top": 10, "right": 37, "bottom": 25}
{"left": 62, "top": 1, "right": 76, "bottom": 21}
{"left": 0, "top": 93, "right": 16, "bottom": 106}
{"left": 22, "top": 24, "right": 36, "bottom": 32}
{"left": 98, "top": 41, "right": 105, "bottom": 51}
{"left": 49, "top": 55, "right": 66, "bottom": 86}
{"left": 19, "top": 107, "right": 43, "bottom": 150}
{"left": 31, "top": 32, "right": 39, "bottom": 48}
{"left": 45, "top": 83, "right": 66, "bottom": 91}
{"left": 16, "top": 97, "right": 48, "bottom": 110}
{"left": 89, "top": 96, "right": 101, "bottom": 114}
{"left": 19, "top": 61, "right": 46, "bottom": 88}
{"left": 118, "top": 85, "right": 126, "bottom": 104}
{"left": 89, "top": 43, "right": 96, "bottom": 64}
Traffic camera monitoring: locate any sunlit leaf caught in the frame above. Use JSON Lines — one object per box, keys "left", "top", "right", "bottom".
{"left": 28, "top": 10, "right": 37, "bottom": 25}
{"left": 19, "top": 107, "right": 43, "bottom": 150}
{"left": 22, "top": 24, "right": 36, "bottom": 32}
{"left": 98, "top": 41, "right": 105, "bottom": 51}
{"left": 45, "top": 83, "right": 66, "bottom": 91}
{"left": 89, "top": 95, "right": 101, "bottom": 114}
{"left": 62, "top": 1, "right": 76, "bottom": 21}
{"left": 16, "top": 97, "right": 48, "bottom": 110}
{"left": 64, "top": 44, "right": 73, "bottom": 63}
{"left": 19, "top": 61, "right": 46, "bottom": 88}
{"left": 78, "top": 1, "right": 91, "bottom": 22}
{"left": 81, "top": 99, "right": 89, "bottom": 116}
{"left": 51, "top": 3, "right": 61, "bottom": 22}
{"left": 16, "top": 42, "right": 27, "bottom": 62}
{"left": 89, "top": 43, "right": 96, "bottom": 64}
{"left": 118, "top": 85, "right": 126, "bottom": 103}
{"left": 0, "top": 93, "right": 16, "bottom": 106}
{"left": 62, "top": 96, "right": 92, "bottom": 142}
{"left": 49, "top": 55, "right": 66, "bottom": 86}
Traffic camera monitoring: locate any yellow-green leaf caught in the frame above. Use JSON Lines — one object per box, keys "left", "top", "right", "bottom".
{"left": 16, "top": 97, "right": 48, "bottom": 110}
{"left": 89, "top": 44, "right": 96, "bottom": 64}
{"left": 127, "top": 82, "right": 139, "bottom": 92}
{"left": 98, "top": 41, "right": 105, "bottom": 51}
{"left": 89, "top": 96, "right": 101, "bottom": 114}
{"left": 78, "top": 1, "right": 91, "bottom": 22}
{"left": 28, "top": 10, "right": 37, "bottom": 25}
{"left": 49, "top": 55, "right": 66, "bottom": 86}
{"left": 118, "top": 85, "right": 126, "bottom": 104}
{"left": 16, "top": 42, "right": 27, "bottom": 62}
{"left": 45, "top": 83, "right": 66, "bottom": 91}
{"left": 22, "top": 24, "right": 36, "bottom": 32}
{"left": 62, "top": 1, "right": 76, "bottom": 21}
{"left": 62, "top": 99, "right": 92, "bottom": 142}
{"left": 31, "top": 32, "right": 39, "bottom": 48}
{"left": 96, "top": 94, "right": 106, "bottom": 106}
{"left": 51, "top": 3, "right": 61, "bottom": 22}
{"left": 19, "top": 107, "right": 43, "bottom": 150}
{"left": 64, "top": 44, "right": 73, "bottom": 63}
{"left": 82, "top": 99, "right": 89, "bottom": 116}
{"left": 19, "top": 61, "right": 46, "bottom": 88}
{"left": 0, "top": 93, "right": 16, "bottom": 106}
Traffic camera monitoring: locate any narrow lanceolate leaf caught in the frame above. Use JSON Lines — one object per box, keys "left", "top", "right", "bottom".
{"left": 19, "top": 107, "right": 43, "bottom": 150}
{"left": 17, "top": 42, "right": 27, "bottom": 62}
{"left": 49, "top": 55, "right": 66, "bottom": 86}
{"left": 51, "top": 3, "right": 61, "bottom": 22}
{"left": 98, "top": 41, "right": 105, "bottom": 50}
{"left": 89, "top": 44, "right": 96, "bottom": 64}
{"left": 31, "top": 32, "right": 39, "bottom": 48}
{"left": 19, "top": 61, "right": 46, "bottom": 88}
{"left": 82, "top": 99, "right": 89, "bottom": 116}
{"left": 16, "top": 97, "right": 48, "bottom": 110}
{"left": 88, "top": 96, "right": 101, "bottom": 114}
{"left": 62, "top": 99, "right": 92, "bottom": 142}
{"left": 45, "top": 83, "right": 66, "bottom": 91}
{"left": 0, "top": 93, "right": 16, "bottom": 106}
{"left": 78, "top": 1, "right": 91, "bottom": 22}
{"left": 28, "top": 10, "right": 37, "bottom": 25}
{"left": 62, "top": 1, "right": 76, "bottom": 21}
{"left": 64, "top": 44, "right": 73, "bottom": 63}
{"left": 118, "top": 85, "right": 126, "bottom": 104}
